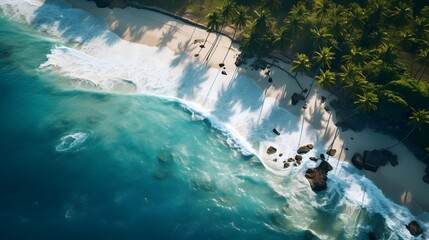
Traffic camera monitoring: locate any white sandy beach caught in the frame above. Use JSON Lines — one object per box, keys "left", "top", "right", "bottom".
{"left": 22, "top": 0, "right": 426, "bottom": 219}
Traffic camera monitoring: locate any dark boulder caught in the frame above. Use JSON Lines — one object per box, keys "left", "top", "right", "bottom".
{"left": 305, "top": 160, "right": 333, "bottom": 192}
{"left": 327, "top": 149, "right": 336, "bottom": 157}
{"left": 235, "top": 54, "right": 243, "bottom": 66}
{"left": 363, "top": 149, "right": 398, "bottom": 172}
{"left": 298, "top": 145, "right": 313, "bottom": 154}
{"left": 406, "top": 221, "right": 423, "bottom": 236}
{"left": 273, "top": 128, "right": 281, "bottom": 136}
{"left": 309, "top": 157, "right": 318, "bottom": 162}
{"left": 287, "top": 158, "right": 294, "bottom": 162}
{"left": 291, "top": 93, "right": 305, "bottom": 105}
{"left": 219, "top": 63, "right": 225, "bottom": 68}
{"left": 221, "top": 71, "right": 227, "bottom": 75}
{"left": 267, "top": 146, "right": 277, "bottom": 155}
{"left": 351, "top": 153, "right": 364, "bottom": 170}
{"left": 295, "top": 155, "right": 303, "bottom": 161}
{"left": 284, "top": 162, "right": 290, "bottom": 168}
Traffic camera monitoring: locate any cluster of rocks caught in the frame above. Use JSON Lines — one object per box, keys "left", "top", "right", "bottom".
{"left": 351, "top": 149, "right": 398, "bottom": 172}
{"left": 249, "top": 59, "right": 269, "bottom": 71}
{"left": 283, "top": 155, "right": 304, "bottom": 168}
{"left": 305, "top": 160, "right": 333, "bottom": 192}
{"left": 267, "top": 143, "right": 336, "bottom": 192}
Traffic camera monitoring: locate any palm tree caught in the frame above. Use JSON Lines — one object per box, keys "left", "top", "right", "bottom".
{"left": 219, "top": 0, "right": 236, "bottom": 26}
{"left": 202, "top": 11, "right": 222, "bottom": 59}
{"left": 251, "top": 9, "right": 274, "bottom": 35}
{"left": 315, "top": 69, "right": 336, "bottom": 90}
{"left": 313, "top": 46, "right": 335, "bottom": 72}
{"left": 240, "top": 30, "right": 260, "bottom": 57}
{"left": 342, "top": 47, "right": 367, "bottom": 67}
{"left": 398, "top": 30, "right": 416, "bottom": 52}
{"left": 338, "top": 65, "right": 367, "bottom": 99}
{"left": 232, "top": 5, "right": 249, "bottom": 35}
{"left": 367, "top": 28, "right": 389, "bottom": 47}
{"left": 354, "top": 91, "right": 379, "bottom": 114}
{"left": 413, "top": 17, "right": 429, "bottom": 42}
{"left": 273, "top": 27, "right": 292, "bottom": 52}
{"left": 385, "top": 108, "right": 429, "bottom": 149}
{"left": 389, "top": 3, "right": 413, "bottom": 34}
{"left": 262, "top": 0, "right": 282, "bottom": 12}
{"left": 327, "top": 13, "right": 346, "bottom": 46}
{"left": 367, "top": 0, "right": 389, "bottom": 27}
{"left": 377, "top": 43, "right": 398, "bottom": 64}
{"left": 314, "top": 0, "right": 333, "bottom": 24}
{"left": 414, "top": 49, "right": 429, "bottom": 82}
{"left": 222, "top": 5, "right": 249, "bottom": 61}
{"left": 310, "top": 27, "right": 333, "bottom": 50}
{"left": 205, "top": 11, "right": 221, "bottom": 44}
{"left": 346, "top": 3, "right": 366, "bottom": 33}
{"left": 290, "top": 53, "right": 311, "bottom": 78}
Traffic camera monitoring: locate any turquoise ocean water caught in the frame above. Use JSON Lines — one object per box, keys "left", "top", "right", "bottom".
{"left": 0, "top": 16, "right": 301, "bottom": 239}
{"left": 0, "top": 1, "right": 426, "bottom": 239}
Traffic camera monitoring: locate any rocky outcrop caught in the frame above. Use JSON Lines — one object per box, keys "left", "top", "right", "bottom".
{"left": 267, "top": 146, "right": 277, "bottom": 155}
{"left": 351, "top": 153, "right": 364, "bottom": 169}
{"left": 221, "top": 70, "right": 227, "bottom": 75}
{"left": 406, "top": 221, "right": 423, "bottom": 236}
{"left": 305, "top": 160, "right": 333, "bottom": 192}
{"left": 291, "top": 92, "right": 305, "bottom": 105}
{"left": 363, "top": 149, "right": 398, "bottom": 172}
{"left": 297, "top": 144, "right": 313, "bottom": 154}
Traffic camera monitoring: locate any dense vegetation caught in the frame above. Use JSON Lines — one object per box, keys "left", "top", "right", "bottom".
{"left": 94, "top": 0, "right": 429, "bottom": 158}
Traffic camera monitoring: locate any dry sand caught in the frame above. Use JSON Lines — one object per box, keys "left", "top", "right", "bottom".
{"left": 66, "top": 0, "right": 429, "bottom": 215}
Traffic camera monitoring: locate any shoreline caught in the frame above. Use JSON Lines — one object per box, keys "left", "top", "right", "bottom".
{"left": 64, "top": 0, "right": 429, "bottom": 216}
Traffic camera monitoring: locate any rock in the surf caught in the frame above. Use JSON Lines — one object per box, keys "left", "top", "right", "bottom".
{"left": 267, "top": 146, "right": 277, "bottom": 155}
{"left": 326, "top": 149, "right": 336, "bottom": 156}
{"left": 351, "top": 153, "right": 364, "bottom": 169}
{"left": 305, "top": 160, "right": 333, "bottom": 192}
{"left": 406, "top": 221, "right": 423, "bottom": 236}
{"left": 291, "top": 92, "right": 305, "bottom": 105}
{"left": 297, "top": 145, "right": 312, "bottom": 154}
{"left": 272, "top": 128, "right": 281, "bottom": 136}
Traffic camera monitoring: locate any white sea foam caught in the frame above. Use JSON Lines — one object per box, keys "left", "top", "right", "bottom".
{"left": 56, "top": 129, "right": 92, "bottom": 152}
{"left": 1, "top": 0, "right": 427, "bottom": 238}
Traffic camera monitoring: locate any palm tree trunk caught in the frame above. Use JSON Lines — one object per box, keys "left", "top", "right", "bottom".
{"left": 414, "top": 65, "right": 423, "bottom": 79}
{"left": 418, "top": 66, "right": 428, "bottom": 82}
{"left": 205, "top": 32, "right": 221, "bottom": 62}
{"left": 221, "top": 28, "right": 237, "bottom": 64}
{"left": 384, "top": 125, "right": 416, "bottom": 150}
